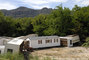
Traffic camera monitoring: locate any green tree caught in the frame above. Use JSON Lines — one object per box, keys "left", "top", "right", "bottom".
{"left": 32, "top": 14, "right": 47, "bottom": 35}
{"left": 14, "top": 17, "right": 33, "bottom": 36}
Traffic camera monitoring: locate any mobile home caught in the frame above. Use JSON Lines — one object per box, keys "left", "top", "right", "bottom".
{"left": 5, "top": 38, "right": 24, "bottom": 53}
{"left": 60, "top": 35, "right": 80, "bottom": 47}
{"left": 26, "top": 36, "right": 60, "bottom": 48}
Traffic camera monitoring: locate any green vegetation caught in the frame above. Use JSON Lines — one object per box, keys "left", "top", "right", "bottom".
{"left": 0, "top": 52, "right": 24, "bottom": 60}
{"left": 0, "top": 53, "right": 53, "bottom": 60}
{"left": 82, "top": 37, "right": 89, "bottom": 47}
{"left": 0, "top": 5, "right": 89, "bottom": 42}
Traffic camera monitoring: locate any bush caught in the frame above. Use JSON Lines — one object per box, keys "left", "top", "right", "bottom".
{"left": 0, "top": 52, "right": 24, "bottom": 60}
{"left": 82, "top": 37, "right": 89, "bottom": 47}
{"left": 0, "top": 53, "right": 56, "bottom": 60}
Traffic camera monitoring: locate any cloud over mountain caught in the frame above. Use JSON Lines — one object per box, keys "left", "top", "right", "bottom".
{"left": 0, "top": 0, "right": 89, "bottom": 10}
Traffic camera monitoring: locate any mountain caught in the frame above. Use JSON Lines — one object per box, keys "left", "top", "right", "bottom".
{"left": 1, "top": 7, "right": 53, "bottom": 18}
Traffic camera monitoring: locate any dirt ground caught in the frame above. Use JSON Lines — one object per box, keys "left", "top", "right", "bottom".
{"left": 31, "top": 47, "right": 89, "bottom": 60}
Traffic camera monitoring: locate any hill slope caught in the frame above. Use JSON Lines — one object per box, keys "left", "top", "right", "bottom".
{"left": 1, "top": 7, "right": 53, "bottom": 18}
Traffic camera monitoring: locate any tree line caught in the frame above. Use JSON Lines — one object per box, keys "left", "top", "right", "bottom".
{"left": 0, "top": 5, "right": 89, "bottom": 41}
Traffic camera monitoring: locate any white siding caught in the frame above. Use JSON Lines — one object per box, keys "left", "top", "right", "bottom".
{"left": 0, "top": 46, "right": 5, "bottom": 54}
{"left": 0, "top": 40, "right": 3, "bottom": 45}
{"left": 29, "top": 38, "right": 60, "bottom": 48}
{"left": 67, "top": 40, "right": 73, "bottom": 47}
{"left": 5, "top": 44, "right": 19, "bottom": 53}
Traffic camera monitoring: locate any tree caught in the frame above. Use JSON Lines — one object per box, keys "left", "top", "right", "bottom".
{"left": 32, "top": 14, "right": 47, "bottom": 35}
{"left": 14, "top": 17, "right": 33, "bottom": 36}
{"left": 72, "top": 5, "right": 89, "bottom": 40}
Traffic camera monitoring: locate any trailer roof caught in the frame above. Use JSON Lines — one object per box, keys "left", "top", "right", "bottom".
{"left": 60, "top": 35, "right": 79, "bottom": 40}
{"left": 18, "top": 34, "right": 38, "bottom": 40}
{"left": 7, "top": 38, "right": 24, "bottom": 45}
{"left": 28, "top": 36, "right": 59, "bottom": 40}
{"left": 59, "top": 37, "right": 73, "bottom": 40}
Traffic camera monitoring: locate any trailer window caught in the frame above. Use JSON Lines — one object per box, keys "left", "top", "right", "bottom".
{"left": 7, "top": 49, "right": 13, "bottom": 53}
{"left": 38, "top": 40, "right": 42, "bottom": 44}
{"left": 70, "top": 40, "right": 72, "bottom": 45}
{"left": 46, "top": 40, "right": 52, "bottom": 43}
{"left": 54, "top": 39, "right": 58, "bottom": 43}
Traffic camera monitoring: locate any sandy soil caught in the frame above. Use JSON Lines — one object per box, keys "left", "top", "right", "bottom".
{"left": 31, "top": 47, "right": 89, "bottom": 60}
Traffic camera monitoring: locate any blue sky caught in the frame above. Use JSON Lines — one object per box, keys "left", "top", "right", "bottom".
{"left": 0, "top": 0, "right": 89, "bottom": 10}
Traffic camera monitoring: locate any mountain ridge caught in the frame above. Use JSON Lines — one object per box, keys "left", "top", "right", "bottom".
{"left": 0, "top": 7, "right": 53, "bottom": 18}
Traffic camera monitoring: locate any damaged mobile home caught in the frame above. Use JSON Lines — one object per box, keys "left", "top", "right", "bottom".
{"left": 0, "top": 34, "right": 80, "bottom": 54}
{"left": 4, "top": 34, "right": 38, "bottom": 53}
{"left": 5, "top": 38, "right": 24, "bottom": 53}
{"left": 26, "top": 36, "right": 60, "bottom": 48}
{"left": 60, "top": 34, "right": 80, "bottom": 47}
{"left": 26, "top": 34, "right": 80, "bottom": 48}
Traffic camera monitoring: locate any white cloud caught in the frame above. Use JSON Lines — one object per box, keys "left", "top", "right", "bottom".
{"left": 21, "top": 0, "right": 68, "bottom": 5}
{"left": 74, "top": 0, "right": 89, "bottom": 6}
{"left": 0, "top": 3, "right": 17, "bottom": 10}
{"left": 30, "top": 5, "right": 50, "bottom": 9}
{"left": 81, "top": 0, "right": 89, "bottom": 5}
{"left": 22, "top": 0, "right": 48, "bottom": 4}
{"left": 21, "top": 0, "right": 68, "bottom": 9}
{"left": 47, "top": 0, "right": 68, "bottom": 3}
{"left": 75, "top": 0, "right": 81, "bottom": 3}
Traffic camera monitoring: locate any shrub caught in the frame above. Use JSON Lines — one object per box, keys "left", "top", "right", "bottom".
{"left": 82, "top": 37, "right": 89, "bottom": 47}
{"left": 0, "top": 52, "right": 24, "bottom": 60}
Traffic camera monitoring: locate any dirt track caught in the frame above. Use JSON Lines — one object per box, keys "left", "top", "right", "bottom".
{"left": 31, "top": 47, "right": 89, "bottom": 60}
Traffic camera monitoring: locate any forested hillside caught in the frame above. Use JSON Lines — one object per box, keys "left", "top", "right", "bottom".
{"left": 1, "top": 7, "right": 52, "bottom": 18}
{"left": 0, "top": 5, "right": 89, "bottom": 42}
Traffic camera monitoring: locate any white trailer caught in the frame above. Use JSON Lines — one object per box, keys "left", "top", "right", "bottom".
{"left": 60, "top": 35, "right": 80, "bottom": 47}
{"left": 5, "top": 38, "right": 24, "bottom": 53}
{"left": 26, "top": 36, "right": 60, "bottom": 48}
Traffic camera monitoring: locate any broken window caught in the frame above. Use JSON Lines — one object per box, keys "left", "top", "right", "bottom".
{"left": 38, "top": 40, "right": 42, "bottom": 44}
{"left": 7, "top": 49, "right": 13, "bottom": 53}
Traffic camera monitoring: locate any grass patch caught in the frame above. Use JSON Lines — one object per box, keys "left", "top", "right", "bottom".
{"left": 0, "top": 53, "right": 55, "bottom": 60}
